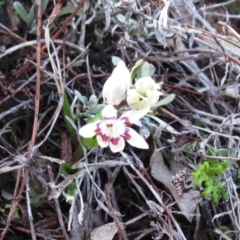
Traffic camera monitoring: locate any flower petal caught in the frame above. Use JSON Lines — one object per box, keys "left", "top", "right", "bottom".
{"left": 126, "top": 89, "right": 141, "bottom": 105}
{"left": 119, "top": 107, "right": 149, "bottom": 124}
{"left": 145, "top": 91, "right": 160, "bottom": 106}
{"left": 112, "top": 61, "right": 131, "bottom": 84}
{"left": 135, "top": 77, "right": 157, "bottom": 94}
{"left": 102, "top": 105, "right": 117, "bottom": 120}
{"left": 109, "top": 137, "right": 125, "bottom": 153}
{"left": 102, "top": 61, "right": 131, "bottom": 105}
{"left": 96, "top": 135, "right": 109, "bottom": 148}
{"left": 127, "top": 77, "right": 161, "bottom": 109}
{"left": 79, "top": 121, "right": 100, "bottom": 138}
{"left": 125, "top": 128, "right": 149, "bottom": 149}
{"left": 127, "top": 89, "right": 151, "bottom": 109}
{"left": 102, "top": 76, "right": 123, "bottom": 105}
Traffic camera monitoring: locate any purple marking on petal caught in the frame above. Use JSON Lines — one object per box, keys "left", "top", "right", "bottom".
{"left": 100, "top": 133, "right": 109, "bottom": 142}
{"left": 120, "top": 117, "right": 132, "bottom": 126}
{"left": 95, "top": 122, "right": 102, "bottom": 135}
{"left": 104, "top": 116, "right": 117, "bottom": 121}
{"left": 120, "top": 117, "right": 128, "bottom": 121}
{"left": 111, "top": 138, "right": 120, "bottom": 145}
{"left": 122, "top": 128, "right": 131, "bottom": 140}
{"left": 124, "top": 128, "right": 129, "bottom": 134}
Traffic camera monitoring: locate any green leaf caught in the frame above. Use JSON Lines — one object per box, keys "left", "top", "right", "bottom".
{"left": 62, "top": 93, "right": 83, "bottom": 163}
{"left": 221, "top": 190, "right": 228, "bottom": 201}
{"left": 57, "top": 6, "right": 84, "bottom": 18}
{"left": 199, "top": 165, "right": 205, "bottom": 171}
{"left": 229, "top": 2, "right": 240, "bottom": 13}
{"left": 87, "top": 111, "right": 103, "bottom": 123}
{"left": 29, "top": 190, "right": 38, "bottom": 197}
{"left": 60, "top": 163, "right": 71, "bottom": 176}
{"left": 193, "top": 179, "right": 203, "bottom": 186}
{"left": 216, "top": 149, "right": 228, "bottom": 157}
{"left": 30, "top": 196, "right": 40, "bottom": 204}
{"left": 60, "top": 163, "right": 81, "bottom": 177}
{"left": 137, "top": 62, "right": 155, "bottom": 78}
{"left": 207, "top": 146, "right": 216, "bottom": 156}
{"left": 191, "top": 172, "right": 199, "bottom": 179}
{"left": 82, "top": 136, "right": 99, "bottom": 148}
{"left": 201, "top": 187, "right": 212, "bottom": 196}
{"left": 212, "top": 195, "right": 219, "bottom": 204}
{"left": 43, "top": 0, "right": 49, "bottom": 11}
{"left": 220, "top": 160, "right": 229, "bottom": 170}
{"left": 13, "top": 2, "right": 30, "bottom": 25}
{"left": 63, "top": 91, "right": 79, "bottom": 149}
{"left": 13, "top": 208, "right": 21, "bottom": 220}
{"left": 71, "top": 145, "right": 85, "bottom": 164}
{"left": 74, "top": 90, "right": 87, "bottom": 106}
{"left": 87, "top": 104, "right": 105, "bottom": 114}
{"left": 206, "top": 146, "right": 217, "bottom": 162}
{"left": 27, "top": 6, "right": 35, "bottom": 23}
{"left": 203, "top": 161, "right": 209, "bottom": 168}
{"left": 213, "top": 165, "right": 223, "bottom": 174}
{"left": 67, "top": 182, "right": 78, "bottom": 197}
{"left": 204, "top": 181, "right": 212, "bottom": 187}
{"left": 5, "top": 205, "right": 21, "bottom": 219}
{"left": 130, "top": 59, "right": 144, "bottom": 80}
{"left": 152, "top": 94, "right": 175, "bottom": 109}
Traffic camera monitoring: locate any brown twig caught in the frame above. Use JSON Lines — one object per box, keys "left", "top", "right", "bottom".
{"left": 41, "top": 0, "right": 86, "bottom": 52}
{"left": 0, "top": 1, "right": 43, "bottom": 238}
{"left": 11, "top": 225, "right": 65, "bottom": 238}
{"left": 29, "top": 0, "right": 42, "bottom": 159}
{"left": 0, "top": 166, "right": 29, "bottom": 240}
{"left": 105, "top": 183, "right": 128, "bottom": 240}
{"left": 188, "top": 26, "right": 240, "bottom": 66}
{"left": 8, "top": 0, "right": 86, "bottom": 80}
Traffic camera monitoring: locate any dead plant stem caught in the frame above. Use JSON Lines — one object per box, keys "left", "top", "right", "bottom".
{"left": 121, "top": 152, "right": 187, "bottom": 240}
{"left": 0, "top": 2, "right": 43, "bottom": 239}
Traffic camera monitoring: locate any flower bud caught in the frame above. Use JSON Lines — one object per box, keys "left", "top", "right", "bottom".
{"left": 102, "top": 61, "right": 131, "bottom": 106}
{"left": 127, "top": 77, "right": 161, "bottom": 109}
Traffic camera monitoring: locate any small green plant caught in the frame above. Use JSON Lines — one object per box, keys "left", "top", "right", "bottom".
{"left": 220, "top": 225, "right": 234, "bottom": 239}
{"left": 60, "top": 165, "right": 81, "bottom": 203}
{"left": 192, "top": 148, "right": 229, "bottom": 204}
{"left": 13, "top": 0, "right": 49, "bottom": 32}
{"left": 5, "top": 204, "right": 21, "bottom": 220}
{"left": 229, "top": 2, "right": 240, "bottom": 14}
{"left": 29, "top": 189, "right": 47, "bottom": 205}
{"left": 13, "top": 1, "right": 84, "bottom": 34}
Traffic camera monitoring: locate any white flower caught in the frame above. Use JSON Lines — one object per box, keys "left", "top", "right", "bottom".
{"left": 102, "top": 61, "right": 131, "bottom": 106}
{"left": 127, "top": 77, "right": 161, "bottom": 109}
{"left": 79, "top": 105, "right": 149, "bottom": 153}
